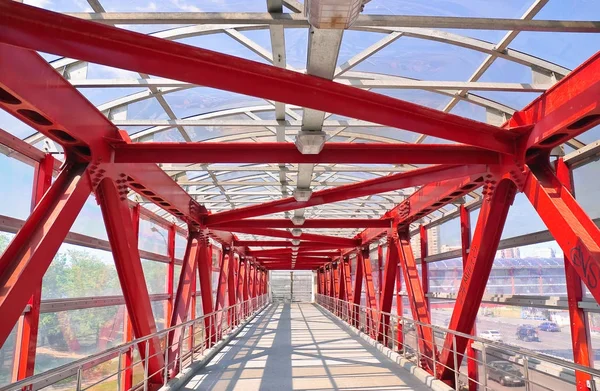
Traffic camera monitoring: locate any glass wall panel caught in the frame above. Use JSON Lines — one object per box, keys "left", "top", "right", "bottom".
{"left": 487, "top": 241, "right": 565, "bottom": 296}
{"left": 138, "top": 219, "right": 168, "bottom": 256}
{"left": 71, "top": 196, "right": 108, "bottom": 240}
{"left": 429, "top": 258, "right": 463, "bottom": 295}
{"left": 42, "top": 243, "right": 121, "bottom": 299}
{"left": 0, "top": 326, "right": 17, "bottom": 387}
{"left": 0, "top": 154, "right": 33, "bottom": 220}
{"left": 573, "top": 160, "right": 600, "bottom": 220}
{"left": 175, "top": 232, "right": 187, "bottom": 260}
{"left": 141, "top": 259, "right": 167, "bottom": 294}
{"left": 35, "top": 305, "right": 125, "bottom": 373}
{"left": 152, "top": 300, "right": 167, "bottom": 331}
{"left": 438, "top": 218, "right": 461, "bottom": 253}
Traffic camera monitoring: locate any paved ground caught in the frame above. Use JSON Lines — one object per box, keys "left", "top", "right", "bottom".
{"left": 181, "top": 303, "right": 431, "bottom": 391}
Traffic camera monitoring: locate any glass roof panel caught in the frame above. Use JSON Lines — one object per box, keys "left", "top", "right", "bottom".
{"left": 353, "top": 36, "right": 487, "bottom": 81}
{"left": 362, "top": 0, "right": 531, "bottom": 18}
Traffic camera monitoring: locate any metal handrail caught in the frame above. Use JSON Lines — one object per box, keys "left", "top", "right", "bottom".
{"left": 315, "top": 294, "right": 600, "bottom": 391}
{"left": 1, "top": 294, "right": 270, "bottom": 391}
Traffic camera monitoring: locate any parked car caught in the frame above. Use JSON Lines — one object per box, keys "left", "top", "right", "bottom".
{"left": 487, "top": 361, "right": 525, "bottom": 387}
{"left": 516, "top": 325, "right": 540, "bottom": 342}
{"left": 480, "top": 330, "right": 503, "bottom": 343}
{"left": 538, "top": 322, "right": 561, "bottom": 332}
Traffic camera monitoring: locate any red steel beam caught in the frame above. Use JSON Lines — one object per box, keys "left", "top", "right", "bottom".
{"left": 396, "top": 231, "right": 436, "bottom": 370}
{"left": 358, "top": 173, "right": 486, "bottom": 245}
{"left": 555, "top": 159, "right": 593, "bottom": 391}
{"left": 248, "top": 248, "right": 339, "bottom": 257}
{"left": 167, "top": 231, "right": 200, "bottom": 376}
{"left": 96, "top": 178, "right": 165, "bottom": 385}
{"left": 113, "top": 142, "right": 500, "bottom": 165}
{"left": 237, "top": 241, "right": 355, "bottom": 250}
{"left": 210, "top": 219, "right": 391, "bottom": 229}
{"left": 0, "top": 2, "right": 519, "bottom": 154}
{"left": 221, "top": 227, "right": 359, "bottom": 247}
{"left": 437, "top": 178, "right": 516, "bottom": 383}
{"left": 14, "top": 154, "right": 54, "bottom": 381}
{"left": 207, "top": 164, "right": 488, "bottom": 225}
{"left": 459, "top": 205, "right": 478, "bottom": 391}
{"left": 0, "top": 162, "right": 90, "bottom": 349}
{"left": 508, "top": 52, "right": 600, "bottom": 158}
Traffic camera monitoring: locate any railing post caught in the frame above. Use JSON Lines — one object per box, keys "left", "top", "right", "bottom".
{"left": 523, "top": 356, "right": 531, "bottom": 391}
{"left": 452, "top": 334, "right": 459, "bottom": 390}
{"left": 76, "top": 366, "right": 82, "bottom": 391}
{"left": 143, "top": 339, "right": 150, "bottom": 391}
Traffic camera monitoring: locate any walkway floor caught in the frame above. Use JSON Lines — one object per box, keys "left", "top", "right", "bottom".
{"left": 181, "top": 303, "right": 430, "bottom": 391}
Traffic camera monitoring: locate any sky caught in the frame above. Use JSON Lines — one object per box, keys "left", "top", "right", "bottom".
{"left": 4, "top": 0, "right": 600, "bottom": 266}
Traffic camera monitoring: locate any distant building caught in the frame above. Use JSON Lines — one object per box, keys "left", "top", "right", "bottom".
{"left": 440, "top": 244, "right": 461, "bottom": 253}
{"left": 497, "top": 247, "right": 521, "bottom": 259}
{"left": 531, "top": 247, "right": 556, "bottom": 258}
{"left": 410, "top": 225, "right": 441, "bottom": 259}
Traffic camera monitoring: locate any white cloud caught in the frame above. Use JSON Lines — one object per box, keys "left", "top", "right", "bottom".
{"left": 137, "top": 2, "right": 158, "bottom": 11}
{"left": 170, "top": 0, "right": 202, "bottom": 12}
{"left": 25, "top": 0, "right": 52, "bottom": 8}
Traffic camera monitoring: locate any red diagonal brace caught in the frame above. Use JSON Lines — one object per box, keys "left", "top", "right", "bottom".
{"left": 227, "top": 252, "right": 238, "bottom": 326}
{"left": 167, "top": 231, "right": 201, "bottom": 376}
{"left": 351, "top": 251, "right": 363, "bottom": 327}
{"left": 524, "top": 162, "right": 600, "bottom": 304}
{"left": 206, "top": 164, "right": 488, "bottom": 225}
{"left": 0, "top": 162, "right": 91, "bottom": 348}
{"left": 555, "top": 159, "right": 593, "bottom": 391}
{"left": 0, "top": 2, "right": 518, "bottom": 154}
{"left": 460, "top": 205, "right": 478, "bottom": 391}
{"left": 396, "top": 231, "right": 436, "bottom": 370}
{"left": 437, "top": 178, "right": 516, "bottom": 384}
{"left": 96, "top": 178, "right": 165, "bottom": 385}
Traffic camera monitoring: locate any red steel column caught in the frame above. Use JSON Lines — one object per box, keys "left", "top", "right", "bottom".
{"left": 397, "top": 230, "right": 436, "bottom": 371}
{"left": 378, "top": 236, "right": 399, "bottom": 345}
{"left": 342, "top": 257, "right": 353, "bottom": 316}
{"left": 197, "top": 238, "right": 215, "bottom": 346}
{"left": 96, "top": 178, "right": 165, "bottom": 385}
{"left": 332, "top": 263, "right": 340, "bottom": 315}
{"left": 237, "top": 258, "right": 245, "bottom": 320}
{"left": 166, "top": 225, "right": 176, "bottom": 325}
{"left": 167, "top": 231, "right": 201, "bottom": 376}
{"left": 14, "top": 154, "right": 54, "bottom": 381}
{"left": 352, "top": 252, "right": 364, "bottom": 327}
{"left": 121, "top": 204, "right": 141, "bottom": 391}
{"left": 227, "top": 252, "right": 238, "bottom": 326}
{"left": 438, "top": 179, "right": 516, "bottom": 384}
{"left": 420, "top": 226, "right": 430, "bottom": 309}
{"left": 0, "top": 162, "right": 91, "bottom": 349}
{"left": 215, "top": 247, "right": 231, "bottom": 338}
{"left": 460, "top": 205, "right": 478, "bottom": 391}
{"left": 556, "top": 158, "right": 593, "bottom": 391}
{"left": 395, "top": 256, "right": 404, "bottom": 352}
{"left": 325, "top": 265, "right": 331, "bottom": 297}
{"left": 361, "top": 248, "right": 378, "bottom": 338}
{"left": 377, "top": 244, "right": 383, "bottom": 305}
{"left": 248, "top": 263, "right": 255, "bottom": 298}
